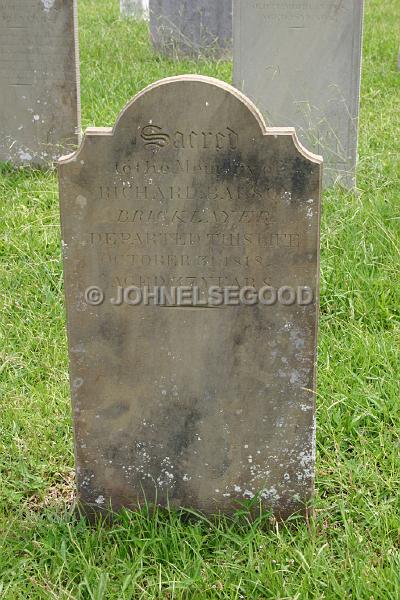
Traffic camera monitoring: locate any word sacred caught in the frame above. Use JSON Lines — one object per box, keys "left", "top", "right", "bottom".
{"left": 139, "top": 125, "right": 238, "bottom": 151}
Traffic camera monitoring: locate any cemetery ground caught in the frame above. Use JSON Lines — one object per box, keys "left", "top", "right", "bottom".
{"left": 0, "top": 0, "right": 399, "bottom": 597}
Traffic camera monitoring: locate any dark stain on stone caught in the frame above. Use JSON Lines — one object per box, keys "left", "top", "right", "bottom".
{"left": 214, "top": 150, "right": 244, "bottom": 182}
{"left": 291, "top": 157, "right": 313, "bottom": 197}
{"left": 98, "top": 317, "right": 127, "bottom": 353}
{"left": 101, "top": 403, "right": 130, "bottom": 419}
{"left": 234, "top": 332, "right": 243, "bottom": 346}
{"left": 168, "top": 402, "right": 203, "bottom": 456}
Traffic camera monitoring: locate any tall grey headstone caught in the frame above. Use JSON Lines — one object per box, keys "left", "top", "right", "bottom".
{"left": 59, "top": 75, "right": 322, "bottom": 519}
{"left": 150, "top": 0, "right": 232, "bottom": 58}
{"left": 120, "top": 0, "right": 149, "bottom": 19}
{"left": 0, "top": 0, "right": 80, "bottom": 166}
{"left": 233, "top": 0, "right": 364, "bottom": 188}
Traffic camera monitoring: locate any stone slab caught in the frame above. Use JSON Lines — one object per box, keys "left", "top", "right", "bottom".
{"left": 59, "top": 75, "right": 322, "bottom": 519}
{"left": 120, "top": 0, "right": 149, "bottom": 19}
{"left": 150, "top": 0, "right": 232, "bottom": 58}
{"left": 0, "top": 0, "right": 80, "bottom": 166}
{"left": 233, "top": 0, "right": 364, "bottom": 188}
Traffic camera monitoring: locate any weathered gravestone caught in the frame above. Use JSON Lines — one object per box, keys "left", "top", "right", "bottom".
{"left": 150, "top": 0, "right": 232, "bottom": 58}
{"left": 233, "top": 0, "right": 364, "bottom": 188}
{"left": 121, "top": 0, "right": 149, "bottom": 19}
{"left": 59, "top": 75, "right": 322, "bottom": 519}
{"left": 0, "top": 0, "right": 80, "bottom": 166}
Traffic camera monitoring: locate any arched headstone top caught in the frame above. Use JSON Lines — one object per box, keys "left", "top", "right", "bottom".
{"left": 59, "top": 75, "right": 322, "bottom": 167}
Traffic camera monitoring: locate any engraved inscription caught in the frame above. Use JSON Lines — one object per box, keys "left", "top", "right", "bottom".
{"left": 140, "top": 125, "right": 239, "bottom": 151}
{"left": 115, "top": 158, "right": 255, "bottom": 178}
{"left": 116, "top": 209, "right": 275, "bottom": 225}
{"left": 0, "top": 1, "right": 76, "bottom": 84}
{"left": 82, "top": 140, "right": 310, "bottom": 296}
{"left": 253, "top": 0, "right": 347, "bottom": 23}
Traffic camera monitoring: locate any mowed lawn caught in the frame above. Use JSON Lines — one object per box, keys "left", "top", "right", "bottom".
{"left": 0, "top": 0, "right": 399, "bottom": 598}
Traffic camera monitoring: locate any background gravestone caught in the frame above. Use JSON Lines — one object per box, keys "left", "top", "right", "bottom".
{"left": 59, "top": 75, "right": 322, "bottom": 519}
{"left": 0, "top": 0, "right": 80, "bottom": 166}
{"left": 120, "top": 0, "right": 149, "bottom": 19}
{"left": 150, "top": 0, "right": 232, "bottom": 58}
{"left": 233, "top": 0, "right": 364, "bottom": 188}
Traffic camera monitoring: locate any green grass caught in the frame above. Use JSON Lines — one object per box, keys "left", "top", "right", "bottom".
{"left": 0, "top": 0, "right": 399, "bottom": 597}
